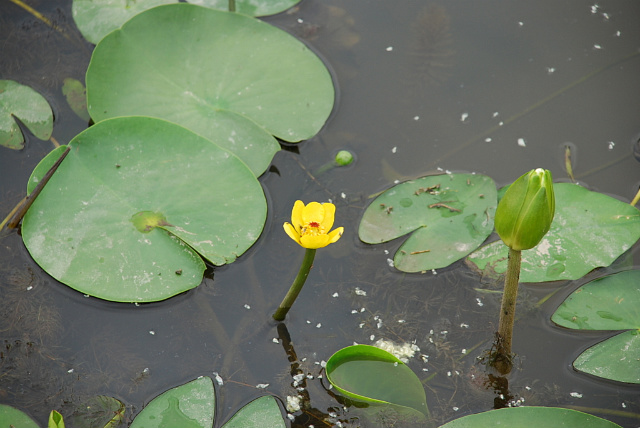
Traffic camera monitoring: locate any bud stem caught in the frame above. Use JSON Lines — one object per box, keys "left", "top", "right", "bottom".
{"left": 273, "top": 248, "right": 316, "bottom": 321}
{"left": 494, "top": 247, "right": 522, "bottom": 374}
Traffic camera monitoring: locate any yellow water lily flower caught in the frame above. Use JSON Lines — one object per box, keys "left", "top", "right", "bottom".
{"left": 283, "top": 200, "right": 344, "bottom": 249}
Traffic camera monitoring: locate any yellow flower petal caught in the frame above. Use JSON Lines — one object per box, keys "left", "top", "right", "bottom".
{"left": 283, "top": 222, "right": 302, "bottom": 245}
{"left": 291, "top": 200, "right": 305, "bottom": 234}
{"left": 300, "top": 234, "right": 331, "bottom": 249}
{"left": 327, "top": 227, "right": 343, "bottom": 244}
{"left": 319, "top": 203, "right": 335, "bottom": 231}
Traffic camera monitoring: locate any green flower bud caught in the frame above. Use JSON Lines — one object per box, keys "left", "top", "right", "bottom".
{"left": 494, "top": 168, "right": 555, "bottom": 251}
{"left": 335, "top": 150, "right": 354, "bottom": 166}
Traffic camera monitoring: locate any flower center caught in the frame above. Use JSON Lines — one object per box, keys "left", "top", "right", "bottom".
{"left": 302, "top": 221, "right": 323, "bottom": 236}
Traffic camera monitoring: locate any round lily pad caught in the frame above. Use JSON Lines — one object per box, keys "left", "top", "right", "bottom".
{"left": 222, "top": 396, "right": 285, "bottom": 428}
{"left": 0, "top": 405, "right": 39, "bottom": 428}
{"left": 467, "top": 183, "right": 640, "bottom": 283}
{"left": 86, "top": 3, "right": 334, "bottom": 175}
{"left": 22, "top": 116, "right": 267, "bottom": 302}
{"left": 0, "top": 79, "right": 53, "bottom": 150}
{"left": 359, "top": 173, "right": 497, "bottom": 273}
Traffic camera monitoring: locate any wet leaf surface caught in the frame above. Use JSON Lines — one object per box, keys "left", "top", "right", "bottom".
{"left": 0, "top": 80, "right": 53, "bottom": 150}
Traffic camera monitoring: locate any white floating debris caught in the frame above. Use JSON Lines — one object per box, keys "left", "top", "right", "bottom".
{"left": 460, "top": 112, "right": 469, "bottom": 122}
{"left": 461, "top": 349, "right": 467, "bottom": 354}
{"left": 374, "top": 339, "right": 420, "bottom": 362}
{"left": 517, "top": 138, "right": 526, "bottom": 147}
{"left": 590, "top": 4, "right": 599, "bottom": 13}
{"left": 351, "top": 309, "right": 358, "bottom": 314}
{"left": 316, "top": 323, "right": 322, "bottom": 328}
{"left": 594, "top": 44, "right": 602, "bottom": 49}
{"left": 286, "top": 395, "right": 302, "bottom": 412}
{"left": 26, "top": 286, "right": 33, "bottom": 291}
{"left": 476, "top": 298, "right": 484, "bottom": 307}
{"left": 518, "top": 21, "right": 524, "bottom": 27}
{"left": 320, "top": 360, "right": 326, "bottom": 367}
{"left": 256, "top": 383, "right": 270, "bottom": 389}
{"left": 287, "top": 413, "right": 295, "bottom": 421}
{"left": 384, "top": 249, "right": 389, "bottom": 254}
{"left": 213, "top": 372, "right": 224, "bottom": 385}
{"left": 432, "top": 269, "right": 437, "bottom": 275}
{"left": 492, "top": 112, "right": 499, "bottom": 118}
{"left": 608, "top": 141, "right": 615, "bottom": 150}
{"left": 414, "top": 116, "right": 420, "bottom": 121}
{"left": 272, "top": 338, "right": 280, "bottom": 343}
{"left": 570, "top": 392, "right": 583, "bottom": 398}
{"left": 398, "top": 319, "right": 406, "bottom": 323}
{"left": 485, "top": 137, "right": 492, "bottom": 142}
{"left": 460, "top": 323, "right": 469, "bottom": 328}
{"left": 386, "top": 46, "right": 393, "bottom": 51}
{"left": 68, "top": 368, "right": 74, "bottom": 373}
{"left": 355, "top": 287, "right": 367, "bottom": 296}
{"left": 453, "top": 406, "right": 459, "bottom": 411}
{"left": 297, "top": 18, "right": 304, "bottom": 23}
{"left": 546, "top": 67, "right": 556, "bottom": 74}
{"left": 394, "top": 180, "right": 400, "bottom": 184}
{"left": 359, "top": 322, "right": 365, "bottom": 328}
{"left": 615, "top": 30, "right": 621, "bottom": 37}
{"left": 306, "top": 320, "right": 311, "bottom": 324}
{"left": 387, "top": 258, "right": 394, "bottom": 267}
{"left": 341, "top": 192, "right": 347, "bottom": 199}
{"left": 391, "top": 146, "right": 397, "bottom": 154}
{"left": 360, "top": 307, "right": 366, "bottom": 312}
{"left": 244, "top": 304, "right": 251, "bottom": 310}
{"left": 370, "top": 334, "right": 376, "bottom": 341}
{"left": 149, "top": 330, "right": 155, "bottom": 335}
{"left": 447, "top": 371, "right": 452, "bottom": 377}
{"left": 332, "top": 292, "right": 339, "bottom": 298}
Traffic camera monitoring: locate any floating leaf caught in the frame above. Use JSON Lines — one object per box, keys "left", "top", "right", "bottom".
{"left": 22, "top": 116, "right": 267, "bottom": 302}
{"left": 221, "top": 396, "right": 285, "bottom": 428}
{"left": 0, "top": 404, "right": 40, "bottom": 428}
{"left": 359, "top": 173, "right": 497, "bottom": 272}
{"left": 62, "top": 78, "right": 91, "bottom": 122}
{"left": 129, "top": 376, "right": 215, "bottom": 428}
{"left": 190, "top": 0, "right": 302, "bottom": 16}
{"left": 467, "top": 183, "right": 640, "bottom": 282}
{"left": 0, "top": 79, "right": 53, "bottom": 150}
{"left": 72, "top": 0, "right": 175, "bottom": 45}
{"left": 86, "top": 3, "right": 334, "bottom": 175}
{"left": 573, "top": 330, "right": 640, "bottom": 384}
{"left": 551, "top": 270, "right": 640, "bottom": 383}
{"left": 325, "top": 345, "right": 429, "bottom": 419}
{"left": 438, "top": 406, "right": 622, "bottom": 428}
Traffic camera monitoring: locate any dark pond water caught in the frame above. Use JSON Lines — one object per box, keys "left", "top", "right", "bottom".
{"left": 1, "top": 0, "right": 640, "bottom": 427}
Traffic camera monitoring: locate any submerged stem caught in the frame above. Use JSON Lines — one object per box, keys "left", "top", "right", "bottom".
{"left": 273, "top": 248, "right": 316, "bottom": 321}
{"left": 494, "top": 247, "right": 522, "bottom": 374}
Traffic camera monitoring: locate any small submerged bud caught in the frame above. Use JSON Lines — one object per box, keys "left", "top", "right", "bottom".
{"left": 495, "top": 168, "right": 555, "bottom": 251}
{"left": 335, "top": 150, "right": 354, "bottom": 166}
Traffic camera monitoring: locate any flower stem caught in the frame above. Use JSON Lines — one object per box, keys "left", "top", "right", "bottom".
{"left": 273, "top": 248, "right": 316, "bottom": 321}
{"left": 494, "top": 247, "right": 522, "bottom": 374}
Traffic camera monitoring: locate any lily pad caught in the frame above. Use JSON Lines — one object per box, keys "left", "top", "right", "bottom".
{"left": 359, "top": 173, "right": 497, "bottom": 273}
{"left": 325, "top": 344, "right": 429, "bottom": 419}
{"left": 190, "top": 0, "right": 302, "bottom": 16}
{"left": 0, "top": 404, "right": 40, "bottom": 428}
{"left": 69, "top": 395, "right": 125, "bottom": 428}
{"left": 22, "top": 116, "right": 267, "bottom": 302}
{"left": 0, "top": 80, "right": 53, "bottom": 150}
{"left": 438, "top": 406, "right": 622, "bottom": 428}
{"left": 130, "top": 376, "right": 215, "bottom": 428}
{"left": 467, "top": 183, "right": 640, "bottom": 282}
{"left": 221, "top": 396, "right": 285, "bottom": 428}
{"left": 551, "top": 270, "right": 640, "bottom": 383}
{"left": 86, "top": 3, "right": 334, "bottom": 176}
{"left": 72, "top": 0, "right": 175, "bottom": 45}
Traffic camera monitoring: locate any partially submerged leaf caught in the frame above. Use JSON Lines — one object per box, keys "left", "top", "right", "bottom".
{"left": 221, "top": 396, "right": 285, "bottom": 428}
{"left": 69, "top": 395, "right": 125, "bottom": 428}
{"left": 551, "top": 270, "right": 640, "bottom": 383}
{"left": 325, "top": 345, "right": 429, "bottom": 419}
{"left": 129, "top": 376, "right": 215, "bottom": 428}
{"left": 22, "top": 116, "right": 267, "bottom": 302}
{"left": 62, "top": 78, "right": 91, "bottom": 122}
{"left": 72, "top": 0, "right": 175, "bottom": 45}
{"left": 0, "top": 79, "right": 53, "bottom": 150}
{"left": 438, "top": 406, "right": 622, "bottom": 428}
{"left": 359, "top": 173, "right": 497, "bottom": 272}
{"left": 86, "top": 3, "right": 334, "bottom": 175}
{"left": 467, "top": 183, "right": 640, "bottom": 282}
{"left": 190, "top": 0, "right": 302, "bottom": 16}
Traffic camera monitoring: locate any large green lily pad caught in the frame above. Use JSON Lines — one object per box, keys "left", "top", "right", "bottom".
{"left": 359, "top": 173, "right": 497, "bottom": 272}
{"left": 22, "top": 116, "right": 267, "bottom": 302}
{"left": 86, "top": 3, "right": 334, "bottom": 176}
{"left": 552, "top": 270, "right": 640, "bottom": 383}
{"left": 467, "top": 183, "right": 640, "bottom": 282}
{"left": 325, "top": 345, "right": 429, "bottom": 419}
{"left": 0, "top": 80, "right": 53, "bottom": 150}
{"left": 130, "top": 376, "right": 215, "bottom": 428}
{"left": 439, "top": 407, "right": 622, "bottom": 428}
